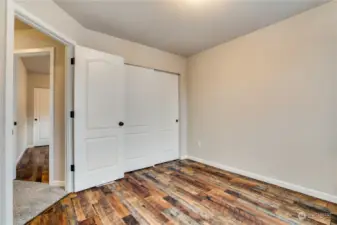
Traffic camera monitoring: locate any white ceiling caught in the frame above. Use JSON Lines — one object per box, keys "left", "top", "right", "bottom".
{"left": 54, "top": 0, "right": 328, "bottom": 56}
{"left": 22, "top": 55, "right": 50, "bottom": 75}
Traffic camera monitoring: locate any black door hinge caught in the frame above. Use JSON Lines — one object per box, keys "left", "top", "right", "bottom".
{"left": 70, "top": 111, "right": 75, "bottom": 118}
{"left": 71, "top": 57, "right": 75, "bottom": 65}
{"left": 70, "top": 164, "right": 75, "bottom": 172}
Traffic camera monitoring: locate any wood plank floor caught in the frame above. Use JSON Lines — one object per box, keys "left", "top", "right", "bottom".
{"left": 16, "top": 146, "right": 49, "bottom": 183}
{"left": 27, "top": 160, "right": 337, "bottom": 225}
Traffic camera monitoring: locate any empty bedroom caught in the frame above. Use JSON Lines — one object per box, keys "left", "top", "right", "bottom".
{"left": 0, "top": 0, "right": 337, "bottom": 224}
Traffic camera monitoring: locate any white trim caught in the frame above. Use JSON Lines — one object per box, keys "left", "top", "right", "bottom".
{"left": 3, "top": 0, "right": 15, "bottom": 224}
{"left": 12, "top": 6, "right": 75, "bottom": 194}
{"left": 50, "top": 180, "right": 65, "bottom": 187}
{"left": 15, "top": 48, "right": 55, "bottom": 186}
{"left": 27, "top": 144, "right": 34, "bottom": 148}
{"left": 187, "top": 155, "right": 337, "bottom": 204}
{"left": 180, "top": 155, "right": 188, "bottom": 160}
{"left": 14, "top": 48, "right": 53, "bottom": 56}
{"left": 65, "top": 46, "right": 74, "bottom": 193}
{"left": 3, "top": 3, "right": 76, "bottom": 224}
{"left": 13, "top": 3, "right": 76, "bottom": 46}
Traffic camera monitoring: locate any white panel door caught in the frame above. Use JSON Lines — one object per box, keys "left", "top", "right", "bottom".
{"left": 74, "top": 46, "right": 125, "bottom": 192}
{"left": 124, "top": 65, "right": 155, "bottom": 172}
{"left": 33, "top": 88, "right": 50, "bottom": 146}
{"left": 153, "top": 71, "right": 179, "bottom": 164}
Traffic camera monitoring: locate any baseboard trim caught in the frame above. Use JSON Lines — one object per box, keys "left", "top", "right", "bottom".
{"left": 187, "top": 155, "right": 337, "bottom": 204}
{"left": 50, "top": 180, "right": 65, "bottom": 187}
{"left": 180, "top": 155, "right": 188, "bottom": 160}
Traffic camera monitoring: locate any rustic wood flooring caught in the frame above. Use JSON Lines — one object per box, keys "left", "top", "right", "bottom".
{"left": 16, "top": 146, "right": 49, "bottom": 183}
{"left": 27, "top": 160, "right": 337, "bottom": 225}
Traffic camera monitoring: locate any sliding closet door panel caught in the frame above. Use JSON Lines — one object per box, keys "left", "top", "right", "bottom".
{"left": 124, "top": 65, "right": 155, "bottom": 172}
{"left": 153, "top": 71, "right": 179, "bottom": 164}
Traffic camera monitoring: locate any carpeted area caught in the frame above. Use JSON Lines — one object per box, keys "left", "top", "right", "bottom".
{"left": 13, "top": 180, "right": 67, "bottom": 225}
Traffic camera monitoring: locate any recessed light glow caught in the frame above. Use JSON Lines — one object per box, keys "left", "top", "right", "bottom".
{"left": 185, "top": 0, "right": 205, "bottom": 5}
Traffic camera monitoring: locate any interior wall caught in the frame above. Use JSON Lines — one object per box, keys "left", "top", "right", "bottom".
{"left": 15, "top": 28, "right": 66, "bottom": 181}
{"left": 15, "top": 57, "right": 28, "bottom": 163}
{"left": 26, "top": 73, "right": 50, "bottom": 146}
{"left": 187, "top": 2, "right": 337, "bottom": 198}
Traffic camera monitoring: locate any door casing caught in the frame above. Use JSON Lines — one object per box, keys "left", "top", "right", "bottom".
{"left": 5, "top": 3, "right": 75, "bottom": 200}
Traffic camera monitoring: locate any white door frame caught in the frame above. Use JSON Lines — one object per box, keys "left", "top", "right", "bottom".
{"left": 4, "top": 8, "right": 75, "bottom": 225}
{"left": 13, "top": 6, "right": 75, "bottom": 193}
{"left": 15, "top": 48, "right": 55, "bottom": 183}
{"left": 1, "top": 1, "right": 73, "bottom": 223}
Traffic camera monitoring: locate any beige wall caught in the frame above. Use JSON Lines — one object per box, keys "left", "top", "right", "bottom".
{"left": 15, "top": 57, "right": 28, "bottom": 162}
{"left": 187, "top": 2, "right": 337, "bottom": 197}
{"left": 15, "top": 28, "right": 66, "bottom": 181}
{"left": 26, "top": 73, "right": 50, "bottom": 146}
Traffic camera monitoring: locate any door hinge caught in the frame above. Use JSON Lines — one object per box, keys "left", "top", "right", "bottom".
{"left": 71, "top": 57, "right": 75, "bottom": 65}
{"left": 70, "top": 111, "right": 75, "bottom": 118}
{"left": 70, "top": 165, "right": 75, "bottom": 172}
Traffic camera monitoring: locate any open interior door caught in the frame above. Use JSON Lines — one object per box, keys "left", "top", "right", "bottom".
{"left": 74, "top": 46, "right": 125, "bottom": 192}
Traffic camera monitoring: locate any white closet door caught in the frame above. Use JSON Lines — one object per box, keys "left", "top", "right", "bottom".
{"left": 124, "top": 65, "right": 155, "bottom": 172}
{"left": 74, "top": 46, "right": 125, "bottom": 192}
{"left": 153, "top": 71, "right": 179, "bottom": 164}
{"left": 124, "top": 67, "right": 180, "bottom": 171}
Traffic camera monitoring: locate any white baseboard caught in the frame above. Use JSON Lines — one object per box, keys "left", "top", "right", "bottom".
{"left": 180, "top": 155, "right": 188, "bottom": 160}
{"left": 187, "top": 155, "right": 337, "bottom": 204}
{"left": 50, "top": 180, "right": 65, "bottom": 187}
{"left": 27, "top": 145, "right": 34, "bottom": 148}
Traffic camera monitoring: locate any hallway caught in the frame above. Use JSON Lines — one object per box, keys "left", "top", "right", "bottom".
{"left": 16, "top": 146, "right": 49, "bottom": 183}
{"left": 14, "top": 146, "right": 66, "bottom": 225}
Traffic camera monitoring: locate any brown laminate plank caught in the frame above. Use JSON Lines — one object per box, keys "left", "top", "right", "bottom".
{"left": 26, "top": 159, "right": 337, "bottom": 225}
{"left": 16, "top": 146, "right": 49, "bottom": 183}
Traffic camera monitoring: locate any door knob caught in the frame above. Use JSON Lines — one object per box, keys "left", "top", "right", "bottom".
{"left": 119, "top": 121, "right": 124, "bottom": 127}
{"left": 34, "top": 118, "right": 38, "bottom": 121}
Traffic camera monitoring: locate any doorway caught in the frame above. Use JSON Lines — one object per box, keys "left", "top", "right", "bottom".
{"left": 12, "top": 17, "right": 72, "bottom": 225}
{"left": 13, "top": 48, "right": 54, "bottom": 185}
